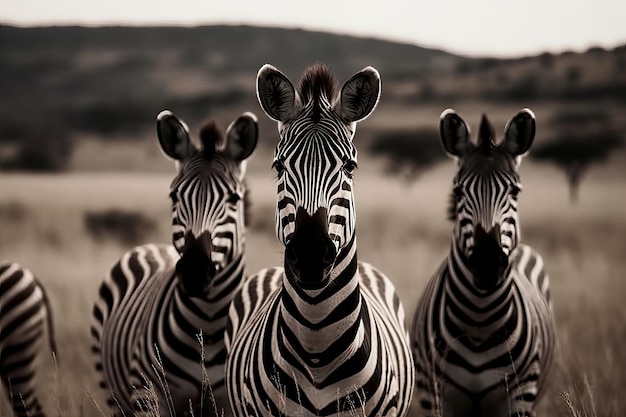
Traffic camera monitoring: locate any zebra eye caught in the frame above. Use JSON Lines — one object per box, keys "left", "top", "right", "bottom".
{"left": 511, "top": 185, "right": 522, "bottom": 199}
{"left": 343, "top": 160, "right": 358, "bottom": 177}
{"left": 227, "top": 193, "right": 241, "bottom": 205}
{"left": 272, "top": 160, "right": 286, "bottom": 176}
{"left": 169, "top": 191, "right": 179, "bottom": 204}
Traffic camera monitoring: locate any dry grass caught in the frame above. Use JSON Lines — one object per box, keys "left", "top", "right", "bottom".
{"left": 0, "top": 158, "right": 624, "bottom": 416}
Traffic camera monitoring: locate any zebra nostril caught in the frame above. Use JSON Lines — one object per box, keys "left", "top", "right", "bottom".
{"left": 285, "top": 244, "right": 298, "bottom": 266}
{"left": 197, "top": 231, "right": 212, "bottom": 252}
{"left": 322, "top": 240, "right": 336, "bottom": 267}
{"left": 499, "top": 251, "right": 509, "bottom": 269}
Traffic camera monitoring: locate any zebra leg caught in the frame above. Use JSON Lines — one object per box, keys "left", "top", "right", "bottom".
{"left": 480, "top": 380, "right": 538, "bottom": 417}
{"left": 412, "top": 364, "right": 439, "bottom": 417}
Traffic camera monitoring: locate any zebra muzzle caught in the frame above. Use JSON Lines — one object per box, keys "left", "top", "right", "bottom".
{"left": 175, "top": 231, "right": 217, "bottom": 296}
{"left": 285, "top": 207, "right": 337, "bottom": 289}
{"left": 469, "top": 224, "right": 509, "bottom": 290}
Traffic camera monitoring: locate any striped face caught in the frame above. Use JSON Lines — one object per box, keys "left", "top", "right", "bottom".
{"left": 157, "top": 110, "right": 258, "bottom": 273}
{"left": 441, "top": 109, "right": 536, "bottom": 288}
{"left": 452, "top": 153, "right": 522, "bottom": 264}
{"left": 169, "top": 154, "right": 247, "bottom": 268}
{"left": 272, "top": 99, "right": 358, "bottom": 250}
{"left": 257, "top": 63, "right": 380, "bottom": 287}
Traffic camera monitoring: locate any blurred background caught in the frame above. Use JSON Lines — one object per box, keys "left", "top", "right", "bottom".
{"left": 1, "top": 1, "right": 625, "bottom": 415}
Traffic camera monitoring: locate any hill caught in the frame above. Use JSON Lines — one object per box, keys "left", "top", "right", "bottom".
{"left": 0, "top": 24, "right": 460, "bottom": 133}
{"left": 0, "top": 24, "right": 625, "bottom": 172}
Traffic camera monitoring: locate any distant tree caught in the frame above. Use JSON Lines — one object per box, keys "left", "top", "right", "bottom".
{"left": 419, "top": 80, "right": 436, "bottom": 101}
{"left": 0, "top": 112, "right": 73, "bottom": 172}
{"left": 551, "top": 108, "right": 610, "bottom": 126}
{"left": 538, "top": 52, "right": 555, "bottom": 70}
{"left": 495, "top": 71, "right": 510, "bottom": 85}
{"left": 475, "top": 58, "right": 500, "bottom": 71}
{"left": 586, "top": 46, "right": 607, "bottom": 54}
{"left": 506, "top": 73, "right": 539, "bottom": 99}
{"left": 454, "top": 60, "right": 474, "bottom": 75}
{"left": 566, "top": 66, "right": 582, "bottom": 85}
{"left": 532, "top": 132, "right": 622, "bottom": 204}
{"left": 368, "top": 128, "right": 446, "bottom": 183}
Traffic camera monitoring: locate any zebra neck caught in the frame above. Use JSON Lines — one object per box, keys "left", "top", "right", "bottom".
{"left": 445, "top": 242, "right": 516, "bottom": 337}
{"left": 175, "top": 252, "right": 245, "bottom": 318}
{"left": 279, "top": 237, "right": 362, "bottom": 366}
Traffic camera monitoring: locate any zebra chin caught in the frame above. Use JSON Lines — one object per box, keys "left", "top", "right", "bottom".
{"left": 468, "top": 224, "right": 510, "bottom": 290}
{"left": 175, "top": 230, "right": 218, "bottom": 297}
{"left": 284, "top": 207, "right": 337, "bottom": 290}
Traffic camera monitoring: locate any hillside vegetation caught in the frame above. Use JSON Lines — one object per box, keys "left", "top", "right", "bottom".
{"left": 1, "top": 24, "right": 625, "bottom": 173}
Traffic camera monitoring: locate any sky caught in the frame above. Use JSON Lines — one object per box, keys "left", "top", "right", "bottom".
{"left": 1, "top": 0, "right": 625, "bottom": 57}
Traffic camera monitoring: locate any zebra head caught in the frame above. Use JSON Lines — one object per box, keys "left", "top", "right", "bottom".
{"left": 256, "top": 63, "right": 380, "bottom": 289}
{"left": 441, "top": 108, "right": 536, "bottom": 290}
{"left": 156, "top": 110, "right": 258, "bottom": 293}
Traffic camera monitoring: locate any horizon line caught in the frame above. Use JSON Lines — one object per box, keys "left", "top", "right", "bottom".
{"left": 1, "top": 19, "right": 625, "bottom": 60}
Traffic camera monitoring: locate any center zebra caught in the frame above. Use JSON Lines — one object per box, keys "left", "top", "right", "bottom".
{"left": 91, "top": 110, "right": 258, "bottom": 416}
{"left": 411, "top": 109, "right": 556, "bottom": 417}
{"left": 225, "top": 63, "right": 415, "bottom": 417}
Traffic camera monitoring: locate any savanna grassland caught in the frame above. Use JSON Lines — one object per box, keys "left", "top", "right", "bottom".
{"left": 0, "top": 150, "right": 625, "bottom": 416}
{"left": 1, "top": 23, "right": 626, "bottom": 417}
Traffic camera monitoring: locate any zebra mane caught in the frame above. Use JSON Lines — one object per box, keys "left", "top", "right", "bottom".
{"left": 243, "top": 180, "right": 251, "bottom": 227}
{"left": 447, "top": 188, "right": 457, "bottom": 222}
{"left": 198, "top": 120, "right": 223, "bottom": 160}
{"left": 477, "top": 114, "right": 496, "bottom": 155}
{"left": 298, "top": 62, "right": 338, "bottom": 123}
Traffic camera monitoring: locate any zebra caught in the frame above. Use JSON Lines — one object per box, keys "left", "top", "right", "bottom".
{"left": 91, "top": 110, "right": 258, "bottom": 417}
{"left": 411, "top": 109, "right": 556, "bottom": 417}
{"left": 225, "top": 63, "right": 415, "bottom": 417}
{"left": 1, "top": 261, "right": 57, "bottom": 417}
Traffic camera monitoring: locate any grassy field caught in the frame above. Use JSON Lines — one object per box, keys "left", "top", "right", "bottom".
{"left": 0, "top": 156, "right": 625, "bottom": 416}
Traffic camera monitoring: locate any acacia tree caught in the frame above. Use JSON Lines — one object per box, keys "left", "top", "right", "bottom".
{"left": 368, "top": 128, "right": 446, "bottom": 183}
{"left": 532, "top": 131, "right": 622, "bottom": 204}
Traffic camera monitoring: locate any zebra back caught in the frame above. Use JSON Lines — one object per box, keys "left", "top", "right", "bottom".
{"left": 1, "top": 261, "right": 56, "bottom": 417}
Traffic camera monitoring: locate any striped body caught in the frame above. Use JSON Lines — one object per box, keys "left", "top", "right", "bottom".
{"left": 226, "top": 241, "right": 414, "bottom": 416}
{"left": 411, "top": 109, "right": 556, "bottom": 416}
{"left": 92, "top": 244, "right": 244, "bottom": 415}
{"left": 226, "top": 63, "right": 414, "bottom": 417}
{"left": 91, "top": 111, "right": 258, "bottom": 416}
{"left": 412, "top": 244, "right": 554, "bottom": 416}
{"left": 1, "top": 261, "right": 56, "bottom": 417}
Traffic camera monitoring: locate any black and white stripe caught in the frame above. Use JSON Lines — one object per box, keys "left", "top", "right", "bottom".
{"left": 1, "top": 261, "right": 57, "bottom": 417}
{"left": 226, "top": 63, "right": 414, "bottom": 417}
{"left": 91, "top": 111, "right": 257, "bottom": 416}
{"left": 412, "top": 109, "right": 555, "bottom": 417}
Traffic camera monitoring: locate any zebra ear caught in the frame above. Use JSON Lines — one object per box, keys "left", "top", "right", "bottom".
{"left": 336, "top": 66, "right": 381, "bottom": 123}
{"left": 225, "top": 112, "right": 259, "bottom": 162}
{"left": 439, "top": 109, "right": 471, "bottom": 158}
{"left": 502, "top": 108, "right": 536, "bottom": 157}
{"left": 256, "top": 64, "right": 298, "bottom": 123}
{"left": 156, "top": 110, "right": 196, "bottom": 161}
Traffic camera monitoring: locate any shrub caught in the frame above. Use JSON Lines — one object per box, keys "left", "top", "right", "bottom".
{"left": 84, "top": 209, "right": 157, "bottom": 246}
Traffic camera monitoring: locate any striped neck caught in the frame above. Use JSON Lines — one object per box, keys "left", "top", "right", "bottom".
{"left": 278, "top": 235, "right": 362, "bottom": 372}
{"left": 175, "top": 252, "right": 245, "bottom": 319}
{"left": 445, "top": 241, "right": 516, "bottom": 340}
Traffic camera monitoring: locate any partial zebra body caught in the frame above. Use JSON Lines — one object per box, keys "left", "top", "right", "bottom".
{"left": 226, "top": 248, "right": 414, "bottom": 417}
{"left": 412, "top": 244, "right": 554, "bottom": 417}
{"left": 91, "top": 110, "right": 258, "bottom": 417}
{"left": 226, "top": 63, "right": 414, "bottom": 417}
{"left": 411, "top": 109, "right": 556, "bottom": 417}
{"left": 92, "top": 244, "right": 242, "bottom": 415}
{"left": 1, "top": 261, "right": 56, "bottom": 417}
